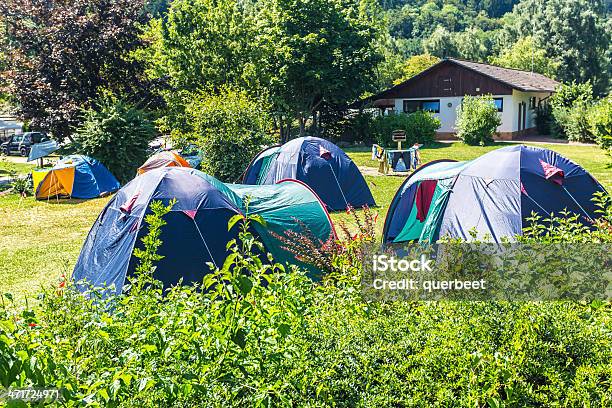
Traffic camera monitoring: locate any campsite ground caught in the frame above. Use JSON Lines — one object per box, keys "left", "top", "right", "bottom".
{"left": 0, "top": 142, "right": 610, "bottom": 302}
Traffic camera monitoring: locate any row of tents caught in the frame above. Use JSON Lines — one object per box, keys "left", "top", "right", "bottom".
{"left": 29, "top": 138, "right": 606, "bottom": 292}
{"left": 32, "top": 137, "right": 376, "bottom": 211}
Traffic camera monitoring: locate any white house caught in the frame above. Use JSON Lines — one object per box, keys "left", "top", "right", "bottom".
{"left": 368, "top": 58, "right": 560, "bottom": 140}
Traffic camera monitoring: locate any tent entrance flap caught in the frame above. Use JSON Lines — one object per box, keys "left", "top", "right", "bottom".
{"left": 393, "top": 182, "right": 441, "bottom": 242}
{"left": 36, "top": 167, "right": 75, "bottom": 198}
{"left": 393, "top": 180, "right": 451, "bottom": 243}
{"left": 419, "top": 178, "right": 454, "bottom": 242}
{"left": 256, "top": 152, "right": 278, "bottom": 184}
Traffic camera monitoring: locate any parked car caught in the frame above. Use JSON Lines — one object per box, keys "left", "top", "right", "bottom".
{"left": 1, "top": 132, "right": 49, "bottom": 156}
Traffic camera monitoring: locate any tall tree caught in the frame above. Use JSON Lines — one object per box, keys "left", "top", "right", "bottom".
{"left": 256, "top": 0, "right": 384, "bottom": 137}
{"left": 502, "top": 0, "right": 610, "bottom": 94}
{"left": 423, "top": 26, "right": 458, "bottom": 59}
{"left": 393, "top": 54, "right": 439, "bottom": 85}
{"left": 140, "top": 0, "right": 267, "bottom": 138}
{"left": 0, "top": 0, "right": 152, "bottom": 140}
{"left": 454, "top": 27, "right": 491, "bottom": 61}
{"left": 142, "top": 0, "right": 260, "bottom": 94}
{"left": 489, "top": 36, "right": 559, "bottom": 78}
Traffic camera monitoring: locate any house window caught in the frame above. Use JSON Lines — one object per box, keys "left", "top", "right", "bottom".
{"left": 403, "top": 99, "right": 440, "bottom": 114}
{"left": 493, "top": 98, "right": 504, "bottom": 112}
{"left": 403, "top": 100, "right": 420, "bottom": 113}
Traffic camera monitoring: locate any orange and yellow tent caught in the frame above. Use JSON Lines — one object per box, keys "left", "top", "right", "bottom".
{"left": 137, "top": 151, "right": 190, "bottom": 175}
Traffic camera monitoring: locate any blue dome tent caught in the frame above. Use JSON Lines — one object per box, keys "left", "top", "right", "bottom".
{"left": 33, "top": 155, "right": 120, "bottom": 200}
{"left": 243, "top": 136, "right": 376, "bottom": 211}
{"left": 383, "top": 145, "right": 606, "bottom": 244}
{"left": 73, "top": 167, "right": 335, "bottom": 294}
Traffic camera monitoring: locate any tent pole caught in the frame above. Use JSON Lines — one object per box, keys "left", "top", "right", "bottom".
{"left": 561, "top": 186, "right": 592, "bottom": 220}
{"left": 524, "top": 193, "right": 551, "bottom": 217}
{"left": 191, "top": 218, "right": 219, "bottom": 269}
{"left": 328, "top": 164, "right": 349, "bottom": 209}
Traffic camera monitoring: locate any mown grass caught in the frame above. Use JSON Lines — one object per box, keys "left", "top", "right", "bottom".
{"left": 0, "top": 142, "right": 609, "bottom": 302}
{"left": 0, "top": 195, "right": 111, "bottom": 302}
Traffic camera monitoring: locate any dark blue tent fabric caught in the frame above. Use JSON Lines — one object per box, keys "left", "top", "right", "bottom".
{"left": 73, "top": 168, "right": 248, "bottom": 294}
{"left": 243, "top": 137, "right": 375, "bottom": 211}
{"left": 73, "top": 167, "right": 335, "bottom": 294}
{"left": 384, "top": 145, "right": 606, "bottom": 244}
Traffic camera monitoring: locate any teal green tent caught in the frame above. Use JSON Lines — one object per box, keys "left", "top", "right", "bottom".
{"left": 74, "top": 168, "right": 336, "bottom": 294}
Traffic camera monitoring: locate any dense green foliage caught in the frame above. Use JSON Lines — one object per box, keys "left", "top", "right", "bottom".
{"left": 393, "top": 54, "right": 440, "bottom": 84}
{"left": 74, "top": 99, "right": 157, "bottom": 184}
{"left": 382, "top": 0, "right": 610, "bottom": 94}
{"left": 489, "top": 36, "right": 559, "bottom": 78}
{"left": 501, "top": 0, "right": 610, "bottom": 95}
{"left": 256, "top": 0, "right": 384, "bottom": 137}
{"left": 141, "top": 0, "right": 258, "bottom": 94}
{"left": 0, "top": 0, "right": 154, "bottom": 140}
{"left": 456, "top": 95, "right": 501, "bottom": 145}
{"left": 547, "top": 82, "right": 611, "bottom": 144}
{"left": 185, "top": 88, "right": 275, "bottom": 182}
{"left": 142, "top": 0, "right": 383, "bottom": 141}
{"left": 588, "top": 96, "right": 612, "bottom": 159}
{"left": 0, "top": 196, "right": 611, "bottom": 406}
{"left": 370, "top": 111, "right": 440, "bottom": 147}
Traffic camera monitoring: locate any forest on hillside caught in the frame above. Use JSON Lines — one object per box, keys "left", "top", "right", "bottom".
{"left": 378, "top": 0, "right": 611, "bottom": 94}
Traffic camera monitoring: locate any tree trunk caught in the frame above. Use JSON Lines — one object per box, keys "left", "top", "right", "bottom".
{"left": 278, "top": 115, "right": 284, "bottom": 142}
{"left": 299, "top": 115, "right": 305, "bottom": 137}
{"left": 312, "top": 110, "right": 319, "bottom": 137}
{"left": 285, "top": 122, "right": 291, "bottom": 142}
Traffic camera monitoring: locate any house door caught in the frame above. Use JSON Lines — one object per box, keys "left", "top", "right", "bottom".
{"left": 517, "top": 102, "right": 526, "bottom": 132}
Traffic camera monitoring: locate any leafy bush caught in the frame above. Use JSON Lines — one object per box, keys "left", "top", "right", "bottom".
{"left": 549, "top": 81, "right": 593, "bottom": 110}
{"left": 185, "top": 87, "right": 275, "bottom": 182}
{"left": 370, "top": 111, "right": 440, "bottom": 147}
{"left": 549, "top": 82, "right": 594, "bottom": 140}
{"left": 320, "top": 110, "right": 375, "bottom": 145}
{"left": 0, "top": 196, "right": 611, "bottom": 406}
{"left": 587, "top": 96, "right": 612, "bottom": 158}
{"left": 10, "top": 175, "right": 32, "bottom": 197}
{"left": 74, "top": 98, "right": 156, "bottom": 184}
{"left": 455, "top": 95, "right": 501, "bottom": 146}
{"left": 272, "top": 205, "right": 377, "bottom": 277}
{"left": 563, "top": 101, "right": 595, "bottom": 142}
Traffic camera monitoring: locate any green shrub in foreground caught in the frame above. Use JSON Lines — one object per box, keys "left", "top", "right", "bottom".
{"left": 0, "top": 199, "right": 611, "bottom": 406}
{"left": 456, "top": 95, "right": 501, "bottom": 146}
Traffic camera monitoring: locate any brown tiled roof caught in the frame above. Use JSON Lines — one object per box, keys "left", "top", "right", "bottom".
{"left": 446, "top": 58, "right": 560, "bottom": 92}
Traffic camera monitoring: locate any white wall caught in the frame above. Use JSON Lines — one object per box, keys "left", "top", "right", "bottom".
{"left": 393, "top": 95, "right": 513, "bottom": 133}
{"left": 393, "top": 92, "right": 552, "bottom": 134}
{"left": 510, "top": 90, "right": 552, "bottom": 132}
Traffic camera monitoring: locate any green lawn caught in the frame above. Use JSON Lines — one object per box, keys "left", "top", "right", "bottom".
{"left": 0, "top": 156, "right": 36, "bottom": 178}
{"left": 0, "top": 142, "right": 609, "bottom": 302}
